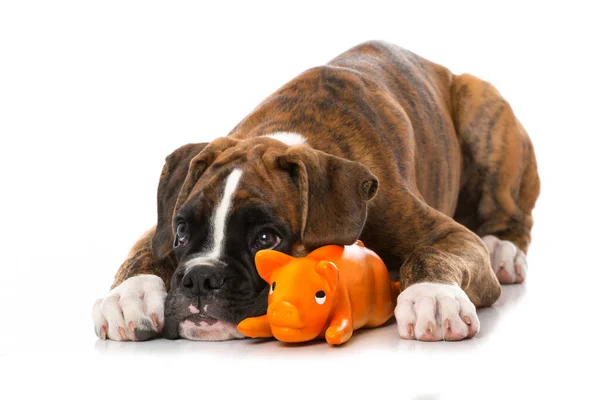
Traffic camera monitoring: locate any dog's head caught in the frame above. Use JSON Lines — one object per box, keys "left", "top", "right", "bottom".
{"left": 156, "top": 135, "right": 378, "bottom": 340}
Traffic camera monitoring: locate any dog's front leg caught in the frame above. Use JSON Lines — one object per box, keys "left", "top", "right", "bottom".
{"left": 394, "top": 213, "right": 501, "bottom": 341}
{"left": 91, "top": 227, "right": 173, "bottom": 341}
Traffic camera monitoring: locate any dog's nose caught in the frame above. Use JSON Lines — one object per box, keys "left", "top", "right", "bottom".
{"left": 181, "top": 265, "right": 225, "bottom": 297}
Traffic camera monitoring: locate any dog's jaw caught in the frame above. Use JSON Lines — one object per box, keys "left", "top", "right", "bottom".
{"left": 179, "top": 317, "right": 244, "bottom": 341}
{"left": 178, "top": 303, "right": 244, "bottom": 341}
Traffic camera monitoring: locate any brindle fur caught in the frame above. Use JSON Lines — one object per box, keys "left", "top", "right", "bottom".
{"left": 110, "top": 41, "right": 540, "bottom": 309}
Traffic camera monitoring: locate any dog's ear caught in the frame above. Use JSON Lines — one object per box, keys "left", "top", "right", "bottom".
{"left": 277, "top": 146, "right": 378, "bottom": 251}
{"left": 151, "top": 143, "right": 209, "bottom": 263}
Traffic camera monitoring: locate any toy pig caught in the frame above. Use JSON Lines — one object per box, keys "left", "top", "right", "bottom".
{"left": 237, "top": 241, "right": 399, "bottom": 345}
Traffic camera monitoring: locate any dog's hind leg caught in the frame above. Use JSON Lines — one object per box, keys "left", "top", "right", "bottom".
{"left": 451, "top": 74, "right": 541, "bottom": 284}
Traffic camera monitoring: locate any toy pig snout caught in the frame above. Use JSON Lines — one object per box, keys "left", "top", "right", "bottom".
{"left": 268, "top": 301, "right": 304, "bottom": 328}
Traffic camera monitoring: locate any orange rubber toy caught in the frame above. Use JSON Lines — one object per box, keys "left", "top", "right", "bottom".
{"left": 237, "top": 241, "right": 400, "bottom": 345}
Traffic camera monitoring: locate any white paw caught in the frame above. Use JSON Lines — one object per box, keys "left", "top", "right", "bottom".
{"left": 482, "top": 235, "right": 527, "bottom": 284}
{"left": 92, "top": 274, "right": 167, "bottom": 341}
{"left": 394, "top": 282, "right": 479, "bottom": 341}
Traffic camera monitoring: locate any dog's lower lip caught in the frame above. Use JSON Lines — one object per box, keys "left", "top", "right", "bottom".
{"left": 185, "top": 314, "right": 219, "bottom": 326}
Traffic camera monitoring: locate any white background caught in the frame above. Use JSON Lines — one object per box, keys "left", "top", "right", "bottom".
{"left": 1, "top": 1, "right": 599, "bottom": 399}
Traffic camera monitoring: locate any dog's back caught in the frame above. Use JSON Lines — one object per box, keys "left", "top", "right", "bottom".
{"left": 233, "top": 41, "right": 462, "bottom": 216}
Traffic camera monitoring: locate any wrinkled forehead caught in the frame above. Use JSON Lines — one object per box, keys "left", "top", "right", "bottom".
{"left": 177, "top": 146, "right": 299, "bottom": 225}
{"left": 192, "top": 138, "right": 290, "bottom": 197}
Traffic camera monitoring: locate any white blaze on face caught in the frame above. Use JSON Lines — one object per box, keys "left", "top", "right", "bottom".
{"left": 185, "top": 168, "right": 243, "bottom": 271}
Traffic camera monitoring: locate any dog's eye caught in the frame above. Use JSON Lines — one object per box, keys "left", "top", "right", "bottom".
{"left": 252, "top": 228, "right": 281, "bottom": 251}
{"left": 315, "top": 290, "right": 326, "bottom": 305}
{"left": 269, "top": 282, "right": 276, "bottom": 295}
{"left": 174, "top": 221, "right": 189, "bottom": 248}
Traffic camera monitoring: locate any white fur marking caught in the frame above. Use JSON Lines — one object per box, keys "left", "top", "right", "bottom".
{"left": 395, "top": 282, "right": 479, "bottom": 341}
{"left": 92, "top": 274, "right": 167, "bottom": 341}
{"left": 266, "top": 132, "right": 307, "bottom": 146}
{"left": 482, "top": 235, "right": 528, "bottom": 283}
{"left": 185, "top": 169, "right": 243, "bottom": 271}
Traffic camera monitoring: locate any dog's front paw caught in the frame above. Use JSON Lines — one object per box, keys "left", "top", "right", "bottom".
{"left": 394, "top": 282, "right": 479, "bottom": 341}
{"left": 482, "top": 235, "right": 527, "bottom": 284}
{"left": 92, "top": 274, "right": 167, "bottom": 341}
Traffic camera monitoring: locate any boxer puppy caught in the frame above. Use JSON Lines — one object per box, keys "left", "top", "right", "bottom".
{"left": 92, "top": 41, "right": 540, "bottom": 342}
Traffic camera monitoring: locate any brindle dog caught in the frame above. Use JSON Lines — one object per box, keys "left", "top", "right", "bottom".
{"left": 92, "top": 41, "right": 539, "bottom": 342}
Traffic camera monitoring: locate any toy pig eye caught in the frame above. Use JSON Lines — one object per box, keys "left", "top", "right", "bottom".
{"left": 269, "top": 282, "right": 276, "bottom": 295}
{"left": 315, "top": 290, "right": 326, "bottom": 305}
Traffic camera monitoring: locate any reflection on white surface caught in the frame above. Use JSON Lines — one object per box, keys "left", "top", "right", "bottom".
{"left": 76, "top": 284, "right": 531, "bottom": 399}
{"left": 2, "top": 240, "right": 596, "bottom": 399}
{"left": 77, "top": 283, "right": 562, "bottom": 400}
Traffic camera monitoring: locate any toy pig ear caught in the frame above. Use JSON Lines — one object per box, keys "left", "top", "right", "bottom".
{"left": 254, "top": 250, "right": 294, "bottom": 282}
{"left": 315, "top": 261, "right": 339, "bottom": 292}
